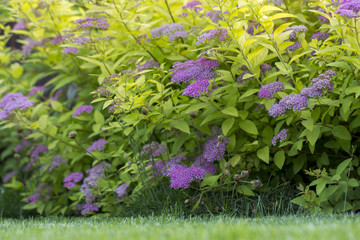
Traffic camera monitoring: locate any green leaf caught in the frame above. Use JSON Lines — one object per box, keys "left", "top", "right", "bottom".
{"left": 257, "top": 146, "right": 269, "bottom": 164}
{"left": 274, "top": 150, "right": 285, "bottom": 169}
{"left": 239, "top": 120, "right": 258, "bottom": 135}
{"left": 332, "top": 125, "right": 351, "bottom": 141}
{"left": 266, "top": 13, "right": 297, "bottom": 22}
{"left": 336, "top": 158, "right": 352, "bottom": 176}
{"left": 94, "top": 111, "right": 105, "bottom": 125}
{"left": 326, "top": 62, "right": 351, "bottom": 71}
{"left": 222, "top": 118, "right": 235, "bottom": 136}
{"left": 349, "top": 178, "right": 359, "bottom": 187}
{"left": 301, "top": 118, "right": 314, "bottom": 132}
{"left": 237, "top": 185, "right": 255, "bottom": 196}
{"left": 170, "top": 120, "right": 190, "bottom": 134}
{"left": 221, "top": 107, "right": 238, "bottom": 117}
{"left": 305, "top": 125, "right": 321, "bottom": 146}
{"left": 200, "top": 174, "right": 221, "bottom": 188}
{"left": 238, "top": 89, "right": 259, "bottom": 100}
{"left": 50, "top": 101, "right": 63, "bottom": 112}
{"left": 200, "top": 111, "right": 223, "bottom": 126}
{"left": 316, "top": 179, "right": 327, "bottom": 195}
{"left": 229, "top": 155, "right": 241, "bottom": 167}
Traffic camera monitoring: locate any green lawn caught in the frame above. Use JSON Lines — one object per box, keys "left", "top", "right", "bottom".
{"left": 1, "top": 214, "right": 359, "bottom": 240}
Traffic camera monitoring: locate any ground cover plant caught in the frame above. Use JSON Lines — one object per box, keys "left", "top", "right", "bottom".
{"left": 1, "top": 0, "right": 360, "bottom": 217}
{"left": 1, "top": 214, "right": 360, "bottom": 240}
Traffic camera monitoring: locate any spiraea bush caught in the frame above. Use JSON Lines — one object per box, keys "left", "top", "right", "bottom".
{"left": 1, "top": 0, "right": 360, "bottom": 216}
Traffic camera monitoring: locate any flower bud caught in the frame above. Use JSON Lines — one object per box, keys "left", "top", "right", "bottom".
{"left": 233, "top": 174, "right": 241, "bottom": 182}
{"left": 189, "top": 111, "right": 198, "bottom": 118}
{"left": 224, "top": 162, "right": 230, "bottom": 169}
{"left": 141, "top": 108, "right": 148, "bottom": 115}
{"left": 68, "top": 131, "right": 77, "bottom": 139}
{"left": 223, "top": 169, "right": 230, "bottom": 177}
{"left": 252, "top": 180, "right": 261, "bottom": 189}
{"left": 14, "top": 153, "right": 21, "bottom": 159}
{"left": 240, "top": 170, "right": 249, "bottom": 178}
{"left": 217, "top": 135, "right": 226, "bottom": 143}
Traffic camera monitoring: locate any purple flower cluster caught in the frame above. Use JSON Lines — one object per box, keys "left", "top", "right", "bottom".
{"left": 141, "top": 141, "right": 167, "bottom": 157}
{"left": 237, "top": 66, "right": 252, "bottom": 83}
{"left": 300, "top": 70, "right": 336, "bottom": 98}
{"left": 287, "top": 42, "right": 302, "bottom": 52}
{"left": 182, "top": 79, "right": 210, "bottom": 98}
{"left": 247, "top": 23, "right": 260, "bottom": 35}
{"left": 151, "top": 23, "right": 188, "bottom": 42}
{"left": 258, "top": 82, "right": 285, "bottom": 99}
{"left": 340, "top": 0, "right": 360, "bottom": 11}
{"left": 166, "top": 164, "right": 206, "bottom": 189}
{"left": 310, "top": 32, "right": 330, "bottom": 40}
{"left": 75, "top": 17, "right": 110, "bottom": 30}
{"left": 2, "top": 171, "right": 17, "bottom": 183}
{"left": 81, "top": 203, "right": 99, "bottom": 215}
{"left": 335, "top": 9, "right": 358, "bottom": 17}
{"left": 22, "top": 39, "right": 48, "bottom": 56}
{"left": 270, "top": 0, "right": 284, "bottom": 5}
{"left": 182, "top": 1, "right": 202, "bottom": 12}
{"left": 135, "top": 60, "right": 160, "bottom": 78}
{"left": 62, "top": 47, "right": 78, "bottom": 55}
{"left": 261, "top": 64, "right": 273, "bottom": 74}
{"left": 268, "top": 103, "right": 287, "bottom": 117}
{"left": 196, "top": 29, "right": 229, "bottom": 45}
{"left": 13, "top": 19, "right": 26, "bottom": 30}
{"left": 202, "top": 137, "right": 229, "bottom": 162}
{"left": 268, "top": 70, "right": 336, "bottom": 117}
{"left": 192, "top": 156, "right": 216, "bottom": 175}
{"left": 25, "top": 193, "right": 42, "bottom": 204}
{"left": 147, "top": 161, "right": 168, "bottom": 176}
{"left": 73, "top": 104, "right": 93, "bottom": 117}
{"left": 287, "top": 25, "right": 308, "bottom": 33}
{"left": 317, "top": 8, "right": 330, "bottom": 23}
{"left": 87, "top": 139, "right": 107, "bottom": 152}
{"left": 48, "top": 155, "right": 66, "bottom": 172}
{"left": 31, "top": 145, "right": 48, "bottom": 160}
{"left": 0, "top": 93, "right": 34, "bottom": 120}
{"left": 63, "top": 172, "right": 83, "bottom": 190}
{"left": 206, "top": 10, "right": 229, "bottom": 23}
{"left": 280, "top": 94, "right": 309, "bottom": 111}
{"left": 115, "top": 183, "right": 129, "bottom": 199}
{"left": 80, "top": 162, "right": 109, "bottom": 200}
{"left": 170, "top": 58, "right": 219, "bottom": 83}
{"left": 15, "top": 139, "right": 30, "bottom": 152}
{"left": 272, "top": 129, "right": 288, "bottom": 146}
{"left": 73, "top": 37, "right": 91, "bottom": 45}
{"left": 29, "top": 86, "right": 45, "bottom": 96}
{"left": 51, "top": 33, "right": 74, "bottom": 45}
{"left": 170, "top": 58, "right": 219, "bottom": 98}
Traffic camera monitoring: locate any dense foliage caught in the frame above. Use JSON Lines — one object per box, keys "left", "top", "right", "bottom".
{"left": 1, "top": 0, "right": 360, "bottom": 216}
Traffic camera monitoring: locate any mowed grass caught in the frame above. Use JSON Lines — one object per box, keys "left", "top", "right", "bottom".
{"left": 1, "top": 214, "right": 360, "bottom": 240}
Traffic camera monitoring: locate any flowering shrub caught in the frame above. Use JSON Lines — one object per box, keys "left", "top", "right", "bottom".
{"left": 2, "top": 0, "right": 360, "bottom": 216}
